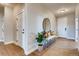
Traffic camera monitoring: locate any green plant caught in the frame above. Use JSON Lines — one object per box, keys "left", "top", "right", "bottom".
{"left": 36, "top": 32, "right": 43, "bottom": 46}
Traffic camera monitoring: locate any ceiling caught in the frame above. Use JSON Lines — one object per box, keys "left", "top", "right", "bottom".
{"left": 43, "top": 3, "right": 77, "bottom": 17}
{"left": 0, "top": 3, "right": 77, "bottom": 17}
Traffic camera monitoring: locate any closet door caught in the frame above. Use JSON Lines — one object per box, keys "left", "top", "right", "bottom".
{"left": 16, "top": 10, "right": 25, "bottom": 48}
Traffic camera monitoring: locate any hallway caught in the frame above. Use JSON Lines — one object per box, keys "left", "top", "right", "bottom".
{"left": 29, "top": 38, "right": 79, "bottom": 56}
{"left": 0, "top": 3, "right": 78, "bottom": 56}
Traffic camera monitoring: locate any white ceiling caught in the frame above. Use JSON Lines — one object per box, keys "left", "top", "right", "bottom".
{"left": 0, "top": 3, "right": 77, "bottom": 17}
{"left": 43, "top": 3, "right": 77, "bottom": 17}
{"left": 0, "top": 3, "right": 17, "bottom": 7}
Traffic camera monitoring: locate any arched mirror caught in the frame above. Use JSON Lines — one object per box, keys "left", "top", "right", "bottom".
{"left": 43, "top": 18, "right": 51, "bottom": 32}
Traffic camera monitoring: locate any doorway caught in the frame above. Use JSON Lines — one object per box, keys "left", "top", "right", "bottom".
{"left": 57, "top": 14, "right": 75, "bottom": 40}
{"left": 16, "top": 10, "right": 25, "bottom": 48}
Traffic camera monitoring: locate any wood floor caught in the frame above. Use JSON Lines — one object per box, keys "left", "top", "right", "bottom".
{"left": 0, "top": 38, "right": 79, "bottom": 56}
{"left": 0, "top": 43, "right": 25, "bottom": 56}
{"left": 29, "top": 38, "right": 79, "bottom": 56}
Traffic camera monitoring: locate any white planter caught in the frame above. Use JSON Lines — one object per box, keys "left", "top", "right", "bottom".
{"left": 38, "top": 46, "right": 43, "bottom": 52}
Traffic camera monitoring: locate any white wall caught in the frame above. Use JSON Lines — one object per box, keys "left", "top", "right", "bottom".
{"left": 24, "top": 4, "right": 56, "bottom": 55}
{"left": 4, "top": 6, "right": 15, "bottom": 43}
{"left": 57, "top": 13, "right": 75, "bottom": 39}
{"left": 67, "top": 13, "right": 75, "bottom": 39}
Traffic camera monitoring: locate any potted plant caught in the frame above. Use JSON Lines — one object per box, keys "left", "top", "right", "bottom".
{"left": 36, "top": 32, "right": 44, "bottom": 51}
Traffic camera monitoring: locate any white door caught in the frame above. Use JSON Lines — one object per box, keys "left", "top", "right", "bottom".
{"left": 16, "top": 10, "right": 25, "bottom": 47}
{"left": 57, "top": 17, "right": 67, "bottom": 38}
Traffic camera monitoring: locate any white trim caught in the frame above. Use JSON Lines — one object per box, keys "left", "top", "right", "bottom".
{"left": 57, "top": 36, "right": 75, "bottom": 40}
{"left": 4, "top": 41, "right": 15, "bottom": 45}
{"left": 0, "top": 40, "right": 4, "bottom": 42}
{"left": 13, "top": 41, "right": 19, "bottom": 45}
{"left": 75, "top": 39, "right": 78, "bottom": 42}
{"left": 4, "top": 41, "right": 20, "bottom": 46}
{"left": 77, "top": 47, "right": 79, "bottom": 52}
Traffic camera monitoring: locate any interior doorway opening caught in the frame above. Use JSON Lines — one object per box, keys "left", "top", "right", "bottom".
{"left": 0, "top": 7, "right": 4, "bottom": 43}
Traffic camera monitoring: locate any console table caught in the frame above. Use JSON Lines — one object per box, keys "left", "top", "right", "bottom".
{"left": 43, "top": 35, "right": 56, "bottom": 49}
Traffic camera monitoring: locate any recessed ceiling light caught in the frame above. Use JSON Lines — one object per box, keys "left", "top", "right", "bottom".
{"left": 57, "top": 8, "right": 68, "bottom": 13}
{"left": 60, "top": 10, "right": 65, "bottom": 12}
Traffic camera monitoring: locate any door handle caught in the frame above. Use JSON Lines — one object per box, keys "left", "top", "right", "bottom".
{"left": 22, "top": 29, "right": 24, "bottom": 33}
{"left": 22, "top": 32, "right": 24, "bottom": 33}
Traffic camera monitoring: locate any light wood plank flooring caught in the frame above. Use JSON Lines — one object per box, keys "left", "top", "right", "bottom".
{"left": 0, "top": 43, "right": 25, "bottom": 56}
{"left": 29, "top": 38, "right": 79, "bottom": 56}
{"left": 0, "top": 38, "right": 79, "bottom": 56}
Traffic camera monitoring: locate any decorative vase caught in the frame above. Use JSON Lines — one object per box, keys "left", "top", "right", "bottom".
{"left": 38, "top": 45, "right": 43, "bottom": 52}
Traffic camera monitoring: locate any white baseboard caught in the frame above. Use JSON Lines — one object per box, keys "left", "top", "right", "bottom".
{"left": 57, "top": 36, "right": 75, "bottom": 40}
{"left": 75, "top": 39, "right": 78, "bottom": 42}
{"left": 4, "top": 41, "right": 15, "bottom": 45}
{"left": 0, "top": 40, "right": 4, "bottom": 42}
{"left": 67, "top": 37, "right": 75, "bottom": 40}
{"left": 77, "top": 48, "right": 79, "bottom": 52}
